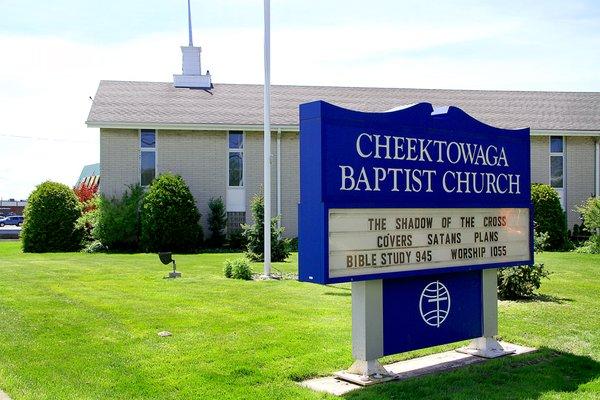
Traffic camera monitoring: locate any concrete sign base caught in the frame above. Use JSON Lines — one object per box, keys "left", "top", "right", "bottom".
{"left": 299, "top": 342, "right": 536, "bottom": 396}
{"left": 457, "top": 336, "right": 516, "bottom": 358}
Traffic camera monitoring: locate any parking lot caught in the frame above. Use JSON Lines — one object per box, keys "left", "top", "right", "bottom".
{"left": 0, "top": 225, "right": 21, "bottom": 239}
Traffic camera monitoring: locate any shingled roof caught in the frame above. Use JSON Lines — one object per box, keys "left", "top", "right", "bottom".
{"left": 86, "top": 80, "right": 600, "bottom": 132}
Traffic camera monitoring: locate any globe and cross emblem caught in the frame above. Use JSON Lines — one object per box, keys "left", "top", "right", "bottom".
{"left": 419, "top": 280, "right": 451, "bottom": 327}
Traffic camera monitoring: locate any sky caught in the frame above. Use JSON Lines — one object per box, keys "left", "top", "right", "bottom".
{"left": 1, "top": 0, "right": 599, "bottom": 200}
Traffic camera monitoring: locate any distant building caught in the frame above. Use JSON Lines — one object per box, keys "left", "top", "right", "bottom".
{"left": 0, "top": 199, "right": 27, "bottom": 216}
{"left": 75, "top": 163, "right": 100, "bottom": 189}
{"left": 86, "top": 11, "right": 600, "bottom": 236}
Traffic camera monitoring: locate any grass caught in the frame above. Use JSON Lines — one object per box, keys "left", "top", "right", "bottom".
{"left": 0, "top": 241, "right": 598, "bottom": 399}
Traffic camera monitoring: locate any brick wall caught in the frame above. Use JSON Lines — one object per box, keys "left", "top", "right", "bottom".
{"left": 530, "top": 136, "right": 549, "bottom": 184}
{"left": 243, "top": 131, "right": 300, "bottom": 237}
{"left": 566, "top": 136, "right": 596, "bottom": 228}
{"left": 157, "top": 130, "right": 227, "bottom": 232}
{"left": 244, "top": 131, "right": 277, "bottom": 223}
{"left": 280, "top": 132, "right": 300, "bottom": 237}
{"left": 99, "top": 128, "right": 596, "bottom": 234}
{"left": 99, "top": 128, "right": 139, "bottom": 198}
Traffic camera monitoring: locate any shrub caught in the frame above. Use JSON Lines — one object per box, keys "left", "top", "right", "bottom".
{"left": 575, "top": 235, "right": 600, "bottom": 254}
{"left": 576, "top": 196, "right": 600, "bottom": 231}
{"left": 569, "top": 222, "right": 591, "bottom": 247}
{"left": 227, "top": 228, "right": 247, "bottom": 250}
{"left": 575, "top": 196, "right": 600, "bottom": 254}
{"left": 73, "top": 183, "right": 98, "bottom": 212}
{"left": 224, "top": 258, "right": 253, "bottom": 280}
{"left": 498, "top": 263, "right": 550, "bottom": 300}
{"left": 141, "top": 173, "right": 203, "bottom": 253}
{"left": 241, "top": 194, "right": 291, "bottom": 262}
{"left": 498, "top": 225, "right": 551, "bottom": 300}
{"left": 76, "top": 200, "right": 99, "bottom": 245}
{"left": 289, "top": 237, "right": 299, "bottom": 252}
{"left": 93, "top": 185, "right": 144, "bottom": 251}
{"left": 533, "top": 230, "right": 550, "bottom": 253}
{"left": 207, "top": 197, "right": 227, "bottom": 247}
{"left": 531, "top": 183, "right": 568, "bottom": 250}
{"left": 22, "top": 181, "right": 83, "bottom": 252}
{"left": 82, "top": 240, "right": 107, "bottom": 254}
{"left": 223, "top": 260, "right": 234, "bottom": 278}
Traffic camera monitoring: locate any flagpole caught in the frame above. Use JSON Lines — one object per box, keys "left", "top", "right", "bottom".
{"left": 263, "top": 0, "right": 272, "bottom": 277}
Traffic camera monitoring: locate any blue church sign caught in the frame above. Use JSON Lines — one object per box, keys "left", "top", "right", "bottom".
{"left": 298, "top": 101, "right": 533, "bottom": 285}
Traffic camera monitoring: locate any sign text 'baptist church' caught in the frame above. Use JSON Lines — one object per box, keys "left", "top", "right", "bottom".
{"left": 339, "top": 134, "right": 521, "bottom": 195}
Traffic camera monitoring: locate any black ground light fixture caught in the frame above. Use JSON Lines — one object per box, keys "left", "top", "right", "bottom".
{"left": 159, "top": 252, "right": 181, "bottom": 278}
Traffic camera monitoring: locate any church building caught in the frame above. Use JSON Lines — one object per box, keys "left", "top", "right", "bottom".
{"left": 86, "top": 11, "right": 600, "bottom": 237}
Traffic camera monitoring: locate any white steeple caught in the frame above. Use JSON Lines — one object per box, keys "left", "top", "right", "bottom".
{"left": 173, "top": 0, "right": 212, "bottom": 89}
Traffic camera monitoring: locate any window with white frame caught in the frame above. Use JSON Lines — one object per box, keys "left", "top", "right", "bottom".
{"left": 140, "top": 129, "right": 156, "bottom": 187}
{"left": 549, "top": 136, "right": 564, "bottom": 189}
{"left": 549, "top": 136, "right": 565, "bottom": 209}
{"left": 228, "top": 131, "right": 244, "bottom": 187}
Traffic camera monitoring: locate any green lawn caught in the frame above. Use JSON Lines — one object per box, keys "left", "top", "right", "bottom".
{"left": 0, "top": 241, "right": 598, "bottom": 399}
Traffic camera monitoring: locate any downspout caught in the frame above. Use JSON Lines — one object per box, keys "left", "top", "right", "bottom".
{"left": 277, "top": 128, "right": 282, "bottom": 228}
{"left": 596, "top": 138, "right": 600, "bottom": 198}
{"left": 596, "top": 138, "right": 600, "bottom": 235}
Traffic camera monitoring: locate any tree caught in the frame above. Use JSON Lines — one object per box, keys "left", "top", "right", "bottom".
{"left": 207, "top": 197, "right": 227, "bottom": 247}
{"left": 140, "top": 173, "right": 203, "bottom": 252}
{"left": 241, "top": 194, "right": 290, "bottom": 262}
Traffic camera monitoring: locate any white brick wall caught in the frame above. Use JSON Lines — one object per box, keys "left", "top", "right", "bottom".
{"left": 99, "top": 128, "right": 597, "bottom": 234}
{"left": 157, "top": 130, "right": 227, "bottom": 232}
{"left": 99, "top": 128, "right": 139, "bottom": 198}
{"left": 530, "top": 136, "right": 549, "bottom": 184}
{"left": 243, "top": 131, "right": 299, "bottom": 237}
{"left": 280, "top": 133, "right": 300, "bottom": 237}
{"left": 566, "top": 136, "right": 596, "bottom": 228}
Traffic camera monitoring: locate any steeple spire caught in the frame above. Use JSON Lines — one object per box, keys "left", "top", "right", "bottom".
{"left": 187, "top": 0, "right": 193, "bottom": 47}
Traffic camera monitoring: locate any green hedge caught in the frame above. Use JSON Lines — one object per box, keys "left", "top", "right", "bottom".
{"left": 21, "top": 181, "right": 82, "bottom": 252}
{"left": 531, "top": 183, "right": 568, "bottom": 250}
{"left": 141, "top": 173, "right": 203, "bottom": 252}
{"left": 93, "top": 185, "right": 144, "bottom": 251}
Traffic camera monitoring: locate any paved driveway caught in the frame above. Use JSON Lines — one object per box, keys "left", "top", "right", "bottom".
{"left": 0, "top": 225, "right": 21, "bottom": 239}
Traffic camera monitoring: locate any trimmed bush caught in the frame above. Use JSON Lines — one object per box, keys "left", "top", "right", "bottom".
{"left": 224, "top": 258, "right": 253, "bottom": 280}
{"left": 93, "top": 185, "right": 144, "bottom": 251}
{"left": 207, "top": 197, "right": 227, "bottom": 247}
{"left": 498, "top": 263, "right": 550, "bottom": 300}
{"left": 141, "top": 173, "right": 203, "bottom": 253}
{"left": 241, "top": 194, "right": 291, "bottom": 262}
{"left": 531, "top": 183, "right": 568, "bottom": 250}
{"left": 22, "top": 181, "right": 82, "bottom": 252}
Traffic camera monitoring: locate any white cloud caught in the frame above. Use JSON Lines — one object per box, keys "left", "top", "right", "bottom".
{"left": 0, "top": 18, "right": 597, "bottom": 199}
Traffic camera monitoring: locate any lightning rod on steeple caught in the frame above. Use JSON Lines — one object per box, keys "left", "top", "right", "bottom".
{"left": 187, "top": 0, "right": 194, "bottom": 46}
